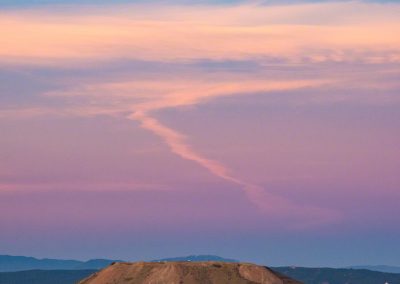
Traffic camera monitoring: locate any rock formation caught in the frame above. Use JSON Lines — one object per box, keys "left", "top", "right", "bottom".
{"left": 78, "top": 261, "right": 302, "bottom": 284}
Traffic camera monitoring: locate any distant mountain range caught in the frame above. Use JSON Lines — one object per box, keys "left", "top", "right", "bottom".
{"left": 2, "top": 254, "right": 400, "bottom": 273}
{"left": 347, "top": 265, "right": 400, "bottom": 274}
{"left": 0, "top": 255, "right": 117, "bottom": 272}
{"left": 1, "top": 254, "right": 400, "bottom": 284}
{"left": 0, "top": 255, "right": 236, "bottom": 272}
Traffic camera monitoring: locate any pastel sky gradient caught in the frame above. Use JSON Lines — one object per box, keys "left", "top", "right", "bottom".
{"left": 0, "top": 0, "right": 399, "bottom": 267}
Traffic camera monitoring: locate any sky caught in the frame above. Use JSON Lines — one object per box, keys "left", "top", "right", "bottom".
{"left": 0, "top": 0, "right": 399, "bottom": 267}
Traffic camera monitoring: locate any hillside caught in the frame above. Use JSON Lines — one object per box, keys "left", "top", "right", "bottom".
{"left": 79, "top": 262, "right": 302, "bottom": 284}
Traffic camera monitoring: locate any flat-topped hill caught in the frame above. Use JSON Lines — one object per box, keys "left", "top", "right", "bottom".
{"left": 78, "top": 261, "right": 302, "bottom": 284}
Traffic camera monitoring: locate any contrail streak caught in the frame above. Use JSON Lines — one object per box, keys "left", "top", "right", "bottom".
{"left": 129, "top": 109, "right": 307, "bottom": 217}
{"left": 130, "top": 110, "right": 243, "bottom": 185}
{"left": 123, "top": 79, "right": 340, "bottom": 224}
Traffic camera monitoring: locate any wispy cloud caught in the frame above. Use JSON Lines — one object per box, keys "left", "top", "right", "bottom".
{"left": 95, "top": 78, "right": 338, "bottom": 224}
{"left": 21, "top": 73, "right": 337, "bottom": 225}
{"left": 0, "top": 1, "right": 399, "bottom": 66}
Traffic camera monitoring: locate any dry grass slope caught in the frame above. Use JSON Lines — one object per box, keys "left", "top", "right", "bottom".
{"left": 78, "top": 261, "right": 302, "bottom": 284}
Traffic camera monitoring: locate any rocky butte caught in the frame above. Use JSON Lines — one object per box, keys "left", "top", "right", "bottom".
{"left": 78, "top": 261, "right": 302, "bottom": 284}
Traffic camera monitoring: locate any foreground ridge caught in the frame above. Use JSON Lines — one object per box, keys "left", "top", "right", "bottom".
{"left": 78, "top": 261, "right": 302, "bottom": 284}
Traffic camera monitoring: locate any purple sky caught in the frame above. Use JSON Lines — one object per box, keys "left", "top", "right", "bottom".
{"left": 0, "top": 0, "right": 399, "bottom": 267}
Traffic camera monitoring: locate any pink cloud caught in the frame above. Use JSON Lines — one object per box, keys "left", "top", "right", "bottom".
{"left": 0, "top": 2, "right": 399, "bottom": 66}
